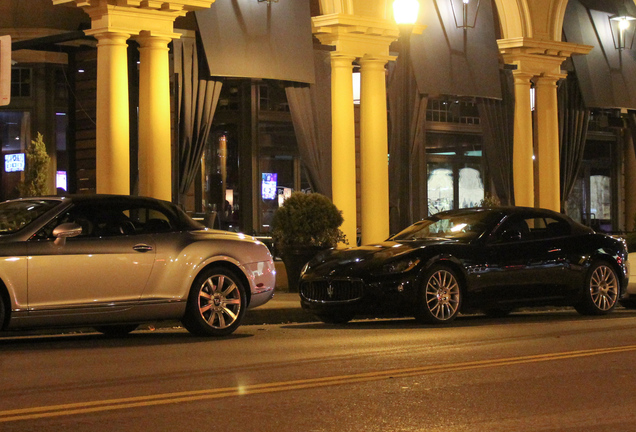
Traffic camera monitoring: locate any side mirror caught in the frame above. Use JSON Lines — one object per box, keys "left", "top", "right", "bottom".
{"left": 53, "top": 222, "right": 82, "bottom": 246}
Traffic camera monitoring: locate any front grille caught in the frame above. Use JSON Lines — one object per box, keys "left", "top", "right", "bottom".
{"left": 300, "top": 278, "right": 365, "bottom": 302}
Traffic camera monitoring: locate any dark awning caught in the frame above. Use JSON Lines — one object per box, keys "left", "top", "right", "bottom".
{"left": 409, "top": 0, "right": 501, "bottom": 99}
{"left": 578, "top": 0, "right": 636, "bottom": 16}
{"left": 563, "top": 0, "right": 636, "bottom": 109}
{"left": 195, "top": 0, "right": 315, "bottom": 84}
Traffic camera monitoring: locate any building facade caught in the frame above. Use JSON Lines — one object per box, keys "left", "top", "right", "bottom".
{"left": 1, "top": 0, "right": 636, "bottom": 242}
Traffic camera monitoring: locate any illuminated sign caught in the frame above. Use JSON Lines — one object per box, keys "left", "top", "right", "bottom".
{"left": 56, "top": 171, "right": 67, "bottom": 191}
{"left": 262, "top": 173, "right": 277, "bottom": 200}
{"left": 5, "top": 153, "right": 25, "bottom": 172}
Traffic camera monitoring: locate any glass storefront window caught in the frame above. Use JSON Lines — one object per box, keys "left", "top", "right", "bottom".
{"left": 590, "top": 175, "right": 611, "bottom": 221}
{"left": 11, "top": 68, "right": 32, "bottom": 98}
{"left": 259, "top": 155, "right": 295, "bottom": 232}
{"left": 427, "top": 161, "right": 484, "bottom": 216}
{"left": 458, "top": 166, "right": 484, "bottom": 209}
{"left": 0, "top": 111, "right": 31, "bottom": 200}
{"left": 427, "top": 164, "right": 453, "bottom": 215}
{"left": 205, "top": 130, "right": 240, "bottom": 232}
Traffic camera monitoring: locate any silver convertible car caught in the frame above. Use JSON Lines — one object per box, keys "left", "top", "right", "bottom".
{"left": 0, "top": 195, "right": 275, "bottom": 337}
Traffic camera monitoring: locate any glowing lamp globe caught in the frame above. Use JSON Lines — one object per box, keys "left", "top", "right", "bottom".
{"left": 393, "top": 0, "right": 419, "bottom": 25}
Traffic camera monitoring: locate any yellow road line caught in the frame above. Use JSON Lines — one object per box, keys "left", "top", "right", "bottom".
{"left": 3, "top": 344, "right": 636, "bottom": 423}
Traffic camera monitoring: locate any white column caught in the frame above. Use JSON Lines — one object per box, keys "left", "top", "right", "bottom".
{"left": 137, "top": 33, "right": 173, "bottom": 201}
{"left": 330, "top": 54, "right": 358, "bottom": 247}
{"left": 359, "top": 55, "right": 390, "bottom": 244}
{"left": 92, "top": 31, "right": 131, "bottom": 195}
{"left": 512, "top": 71, "right": 535, "bottom": 207}
{"left": 535, "top": 74, "right": 562, "bottom": 212}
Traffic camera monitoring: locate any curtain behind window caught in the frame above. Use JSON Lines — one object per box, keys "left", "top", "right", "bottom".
{"left": 558, "top": 74, "right": 589, "bottom": 211}
{"left": 388, "top": 52, "right": 428, "bottom": 232}
{"left": 284, "top": 50, "right": 332, "bottom": 197}
{"left": 476, "top": 70, "right": 514, "bottom": 206}
{"left": 173, "top": 35, "right": 222, "bottom": 204}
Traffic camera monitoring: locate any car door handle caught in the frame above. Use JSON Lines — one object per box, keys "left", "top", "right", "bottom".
{"left": 133, "top": 244, "right": 153, "bottom": 253}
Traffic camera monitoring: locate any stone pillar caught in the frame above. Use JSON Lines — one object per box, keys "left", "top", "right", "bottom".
{"left": 359, "top": 55, "right": 390, "bottom": 244}
{"left": 512, "top": 71, "right": 535, "bottom": 207}
{"left": 137, "top": 33, "right": 173, "bottom": 201}
{"left": 91, "top": 31, "right": 131, "bottom": 195}
{"left": 330, "top": 54, "right": 357, "bottom": 247}
{"left": 534, "top": 74, "right": 563, "bottom": 212}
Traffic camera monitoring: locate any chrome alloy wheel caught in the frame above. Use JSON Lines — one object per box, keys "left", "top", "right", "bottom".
{"left": 425, "top": 269, "right": 461, "bottom": 321}
{"left": 588, "top": 264, "right": 619, "bottom": 311}
{"left": 197, "top": 274, "right": 243, "bottom": 329}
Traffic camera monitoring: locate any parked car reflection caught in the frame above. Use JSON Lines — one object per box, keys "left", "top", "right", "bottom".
{"left": 0, "top": 195, "right": 275, "bottom": 337}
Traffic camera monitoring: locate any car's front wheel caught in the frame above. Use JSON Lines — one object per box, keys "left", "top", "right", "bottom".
{"left": 574, "top": 261, "right": 619, "bottom": 315}
{"left": 415, "top": 265, "right": 462, "bottom": 324}
{"left": 182, "top": 266, "right": 247, "bottom": 336}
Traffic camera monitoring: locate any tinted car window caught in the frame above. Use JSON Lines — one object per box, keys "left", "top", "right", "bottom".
{"left": 496, "top": 214, "right": 571, "bottom": 243}
{"left": 0, "top": 200, "right": 60, "bottom": 234}
{"left": 33, "top": 198, "right": 204, "bottom": 240}
{"left": 36, "top": 201, "right": 183, "bottom": 239}
{"left": 391, "top": 211, "right": 495, "bottom": 242}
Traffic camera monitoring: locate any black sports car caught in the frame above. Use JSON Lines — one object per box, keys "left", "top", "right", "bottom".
{"left": 299, "top": 207, "right": 629, "bottom": 324}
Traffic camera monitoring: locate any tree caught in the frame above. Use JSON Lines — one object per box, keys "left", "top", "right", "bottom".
{"left": 18, "top": 132, "right": 50, "bottom": 197}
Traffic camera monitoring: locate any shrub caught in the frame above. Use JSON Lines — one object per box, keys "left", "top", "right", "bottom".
{"left": 271, "top": 192, "right": 346, "bottom": 249}
{"left": 18, "top": 132, "right": 50, "bottom": 197}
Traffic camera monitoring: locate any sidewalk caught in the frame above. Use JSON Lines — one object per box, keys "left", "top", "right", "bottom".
{"left": 243, "top": 260, "right": 317, "bottom": 326}
{"left": 243, "top": 292, "right": 316, "bottom": 326}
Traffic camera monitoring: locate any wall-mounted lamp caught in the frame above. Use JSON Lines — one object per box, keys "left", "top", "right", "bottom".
{"left": 609, "top": 15, "right": 636, "bottom": 50}
{"left": 393, "top": 0, "right": 420, "bottom": 26}
{"left": 449, "top": 0, "right": 481, "bottom": 29}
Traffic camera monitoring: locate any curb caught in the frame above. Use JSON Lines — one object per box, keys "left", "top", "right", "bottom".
{"left": 243, "top": 291, "right": 318, "bottom": 326}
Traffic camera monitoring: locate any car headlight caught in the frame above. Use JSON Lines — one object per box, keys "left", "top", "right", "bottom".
{"left": 380, "top": 258, "right": 420, "bottom": 274}
{"left": 300, "top": 261, "right": 311, "bottom": 277}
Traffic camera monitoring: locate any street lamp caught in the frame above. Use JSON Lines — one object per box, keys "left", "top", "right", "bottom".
{"left": 449, "top": 0, "right": 481, "bottom": 29}
{"left": 393, "top": 0, "right": 419, "bottom": 26}
{"left": 609, "top": 14, "right": 636, "bottom": 50}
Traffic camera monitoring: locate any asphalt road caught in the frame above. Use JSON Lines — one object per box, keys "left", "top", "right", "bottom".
{"left": 2, "top": 309, "right": 636, "bottom": 431}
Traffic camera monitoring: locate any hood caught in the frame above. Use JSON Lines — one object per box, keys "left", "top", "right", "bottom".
{"left": 304, "top": 238, "right": 455, "bottom": 277}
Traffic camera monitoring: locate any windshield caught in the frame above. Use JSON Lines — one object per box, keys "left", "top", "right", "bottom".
{"left": 391, "top": 211, "right": 497, "bottom": 242}
{"left": 0, "top": 199, "right": 60, "bottom": 234}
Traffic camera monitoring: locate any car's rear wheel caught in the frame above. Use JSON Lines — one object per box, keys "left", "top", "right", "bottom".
{"left": 574, "top": 261, "right": 619, "bottom": 315}
{"left": 94, "top": 324, "right": 138, "bottom": 336}
{"left": 415, "top": 265, "right": 462, "bottom": 324}
{"left": 182, "top": 267, "right": 247, "bottom": 337}
{"left": 316, "top": 312, "right": 354, "bottom": 324}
